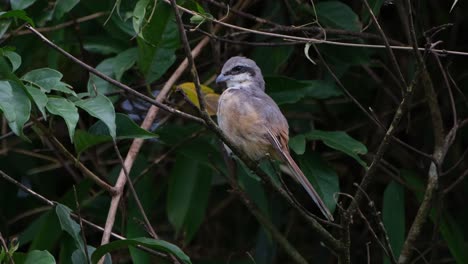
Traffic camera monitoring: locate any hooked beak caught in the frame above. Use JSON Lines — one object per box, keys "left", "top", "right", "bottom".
{"left": 215, "top": 73, "right": 229, "bottom": 84}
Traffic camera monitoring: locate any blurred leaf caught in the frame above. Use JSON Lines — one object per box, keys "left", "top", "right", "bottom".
{"left": 289, "top": 134, "right": 306, "bottom": 155}
{"left": 75, "top": 95, "right": 116, "bottom": 139}
{"left": 21, "top": 68, "right": 62, "bottom": 92}
{"left": 75, "top": 113, "right": 157, "bottom": 153}
{"left": 252, "top": 46, "right": 294, "bottom": 75}
{"left": 402, "top": 171, "right": 468, "bottom": 263}
{"left": 362, "top": 0, "right": 385, "bottom": 23}
{"left": 2, "top": 50, "right": 22, "bottom": 72}
{"left": 53, "top": 0, "right": 79, "bottom": 20}
{"left": 316, "top": 1, "right": 361, "bottom": 31}
{"left": 137, "top": 3, "right": 179, "bottom": 83}
{"left": 297, "top": 152, "right": 338, "bottom": 212}
{"left": 113, "top": 47, "right": 138, "bottom": 81}
{"left": 24, "top": 250, "right": 56, "bottom": 264}
{"left": 0, "top": 20, "right": 11, "bottom": 39}
{"left": 46, "top": 97, "right": 79, "bottom": 141}
{"left": 89, "top": 112, "right": 157, "bottom": 139}
{"left": 237, "top": 160, "right": 271, "bottom": 217}
{"left": 383, "top": 181, "right": 405, "bottom": 264}
{"left": 176, "top": 82, "right": 219, "bottom": 115}
{"left": 20, "top": 211, "right": 60, "bottom": 250}
{"left": 83, "top": 38, "right": 125, "bottom": 55}
{"left": 0, "top": 10, "right": 35, "bottom": 26}
{"left": 126, "top": 172, "right": 155, "bottom": 264}
{"left": 25, "top": 84, "right": 48, "bottom": 118}
{"left": 265, "top": 77, "right": 342, "bottom": 105}
{"left": 10, "top": 0, "right": 36, "bottom": 10}
{"left": 319, "top": 45, "right": 371, "bottom": 67}
{"left": 87, "top": 58, "right": 119, "bottom": 96}
{"left": 167, "top": 154, "right": 212, "bottom": 243}
{"left": 73, "top": 130, "right": 111, "bottom": 154}
{"left": 303, "top": 130, "right": 368, "bottom": 167}
{"left": 91, "top": 237, "right": 192, "bottom": 264}
{"left": 55, "top": 204, "right": 87, "bottom": 262}
{"left": 72, "top": 246, "right": 112, "bottom": 264}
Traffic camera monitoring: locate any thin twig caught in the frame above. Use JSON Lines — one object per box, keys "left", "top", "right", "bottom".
{"left": 112, "top": 141, "right": 158, "bottom": 239}
{"left": 25, "top": 25, "right": 204, "bottom": 124}
{"left": 73, "top": 186, "right": 90, "bottom": 264}
{"left": 163, "top": 0, "right": 468, "bottom": 57}
{"left": 0, "top": 232, "right": 14, "bottom": 264}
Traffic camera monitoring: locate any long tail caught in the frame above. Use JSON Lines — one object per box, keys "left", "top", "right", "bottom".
{"left": 282, "top": 150, "right": 334, "bottom": 221}
{"left": 266, "top": 130, "right": 334, "bottom": 221}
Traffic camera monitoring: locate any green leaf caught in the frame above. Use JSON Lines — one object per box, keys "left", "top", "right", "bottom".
{"left": 54, "top": 0, "right": 80, "bottom": 20}
{"left": 252, "top": 46, "right": 294, "bottom": 75}
{"left": 113, "top": 47, "right": 138, "bottom": 81}
{"left": 72, "top": 246, "right": 112, "bottom": 264}
{"left": 289, "top": 134, "right": 306, "bottom": 155}
{"left": 46, "top": 97, "right": 79, "bottom": 141}
{"left": 75, "top": 95, "right": 116, "bottom": 139}
{"left": 0, "top": 81, "right": 17, "bottom": 126}
{"left": 55, "top": 204, "right": 87, "bottom": 262}
{"left": 0, "top": 10, "right": 35, "bottom": 26}
{"left": 24, "top": 250, "right": 56, "bottom": 264}
{"left": 2, "top": 50, "right": 22, "bottom": 72}
{"left": 91, "top": 237, "right": 192, "bottom": 264}
{"left": 136, "top": 3, "right": 179, "bottom": 83}
{"left": 73, "top": 130, "right": 111, "bottom": 154}
{"left": 167, "top": 154, "right": 212, "bottom": 243}
{"left": 25, "top": 85, "right": 48, "bottom": 118}
{"left": 303, "top": 130, "right": 368, "bottom": 167}
{"left": 297, "top": 152, "right": 339, "bottom": 213}
{"left": 316, "top": 1, "right": 361, "bottom": 31}
{"left": 265, "top": 77, "right": 342, "bottom": 105}
{"left": 237, "top": 160, "right": 271, "bottom": 217}
{"left": 383, "top": 181, "right": 405, "bottom": 264}
{"left": 74, "top": 113, "right": 157, "bottom": 153}
{"left": 10, "top": 0, "right": 37, "bottom": 10}
{"left": 22, "top": 68, "right": 63, "bottom": 92}
{"left": 89, "top": 113, "right": 156, "bottom": 139}
{"left": 87, "top": 58, "right": 119, "bottom": 96}
{"left": 126, "top": 171, "right": 155, "bottom": 264}
{"left": 0, "top": 80, "right": 31, "bottom": 138}
{"left": 132, "top": 0, "right": 150, "bottom": 38}
{"left": 0, "top": 20, "right": 11, "bottom": 39}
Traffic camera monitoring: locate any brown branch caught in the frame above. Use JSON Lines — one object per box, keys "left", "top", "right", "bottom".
{"left": 168, "top": 0, "right": 345, "bottom": 256}
{"left": 397, "top": 1, "right": 448, "bottom": 263}
{"left": 99, "top": 26, "right": 212, "bottom": 251}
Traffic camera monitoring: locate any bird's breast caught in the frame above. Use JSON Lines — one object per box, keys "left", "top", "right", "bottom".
{"left": 217, "top": 88, "right": 269, "bottom": 159}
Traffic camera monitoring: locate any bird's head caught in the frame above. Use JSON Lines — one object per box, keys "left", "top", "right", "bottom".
{"left": 216, "top": 56, "right": 265, "bottom": 91}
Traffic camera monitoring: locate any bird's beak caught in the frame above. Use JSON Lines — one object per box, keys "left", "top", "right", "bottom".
{"left": 215, "top": 73, "right": 229, "bottom": 84}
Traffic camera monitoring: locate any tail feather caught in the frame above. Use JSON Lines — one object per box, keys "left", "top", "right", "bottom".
{"left": 265, "top": 129, "right": 334, "bottom": 221}
{"left": 283, "top": 151, "right": 334, "bottom": 221}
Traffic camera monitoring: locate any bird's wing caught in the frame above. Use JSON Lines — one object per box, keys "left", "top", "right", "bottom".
{"left": 265, "top": 128, "right": 334, "bottom": 221}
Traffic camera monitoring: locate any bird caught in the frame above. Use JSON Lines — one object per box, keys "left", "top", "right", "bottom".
{"left": 215, "top": 56, "right": 334, "bottom": 221}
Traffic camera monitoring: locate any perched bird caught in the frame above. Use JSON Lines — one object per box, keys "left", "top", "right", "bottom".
{"left": 216, "top": 56, "right": 334, "bottom": 221}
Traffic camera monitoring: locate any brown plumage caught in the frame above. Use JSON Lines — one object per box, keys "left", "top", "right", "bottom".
{"left": 216, "top": 56, "right": 334, "bottom": 221}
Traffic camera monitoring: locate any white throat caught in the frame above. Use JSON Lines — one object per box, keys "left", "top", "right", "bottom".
{"left": 226, "top": 79, "right": 255, "bottom": 90}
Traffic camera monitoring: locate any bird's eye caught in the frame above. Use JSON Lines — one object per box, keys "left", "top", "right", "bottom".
{"left": 232, "top": 66, "right": 243, "bottom": 72}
